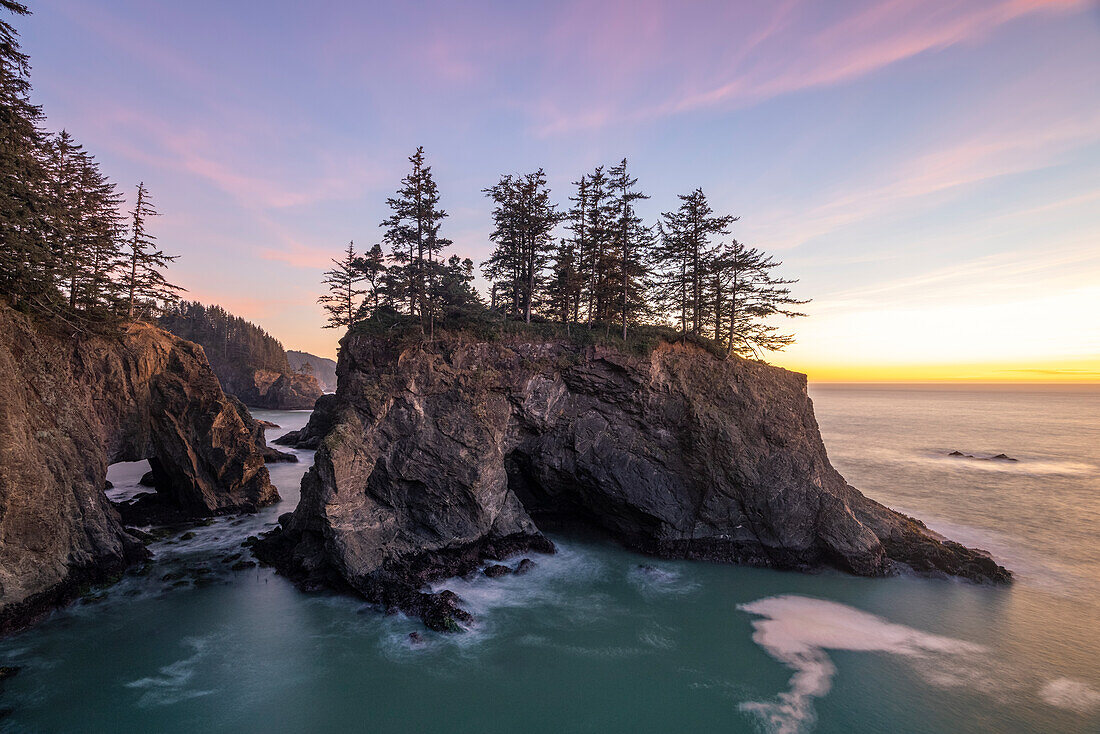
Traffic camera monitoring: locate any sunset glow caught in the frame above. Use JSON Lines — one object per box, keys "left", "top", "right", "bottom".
{"left": 21, "top": 0, "right": 1100, "bottom": 378}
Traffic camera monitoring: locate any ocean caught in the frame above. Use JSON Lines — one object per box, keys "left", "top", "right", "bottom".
{"left": 0, "top": 385, "right": 1097, "bottom": 733}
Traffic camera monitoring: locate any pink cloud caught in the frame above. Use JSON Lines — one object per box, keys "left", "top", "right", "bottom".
{"left": 535, "top": 0, "right": 1090, "bottom": 134}
{"left": 260, "top": 241, "right": 346, "bottom": 270}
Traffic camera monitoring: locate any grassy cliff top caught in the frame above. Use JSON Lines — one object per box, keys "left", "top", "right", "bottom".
{"left": 346, "top": 310, "right": 731, "bottom": 360}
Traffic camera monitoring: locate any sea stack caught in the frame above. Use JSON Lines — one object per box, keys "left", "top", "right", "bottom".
{"left": 258, "top": 327, "right": 1011, "bottom": 630}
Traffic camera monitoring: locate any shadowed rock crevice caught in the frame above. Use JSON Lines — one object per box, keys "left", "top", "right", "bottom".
{"left": 259, "top": 329, "right": 1011, "bottom": 631}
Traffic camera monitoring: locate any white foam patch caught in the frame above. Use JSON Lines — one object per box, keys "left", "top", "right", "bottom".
{"left": 738, "top": 595, "right": 985, "bottom": 734}
{"left": 628, "top": 564, "right": 701, "bottom": 597}
{"left": 124, "top": 636, "right": 215, "bottom": 707}
{"left": 427, "top": 542, "right": 604, "bottom": 620}
{"left": 1040, "top": 678, "right": 1100, "bottom": 714}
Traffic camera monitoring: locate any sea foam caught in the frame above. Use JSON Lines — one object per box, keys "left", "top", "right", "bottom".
{"left": 737, "top": 595, "right": 984, "bottom": 734}
{"left": 1039, "top": 678, "right": 1100, "bottom": 714}
{"left": 738, "top": 595, "right": 1100, "bottom": 732}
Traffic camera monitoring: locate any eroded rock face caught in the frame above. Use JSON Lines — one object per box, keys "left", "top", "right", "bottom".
{"left": 0, "top": 305, "right": 279, "bottom": 633}
{"left": 260, "top": 330, "right": 1010, "bottom": 630}
{"left": 220, "top": 368, "right": 323, "bottom": 410}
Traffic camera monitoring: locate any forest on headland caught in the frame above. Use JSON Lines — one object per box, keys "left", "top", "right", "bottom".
{"left": 320, "top": 148, "right": 807, "bottom": 359}
{"left": 1, "top": 2, "right": 807, "bottom": 362}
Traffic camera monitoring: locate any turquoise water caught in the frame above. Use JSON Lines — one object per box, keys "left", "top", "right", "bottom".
{"left": 1, "top": 388, "right": 1098, "bottom": 733}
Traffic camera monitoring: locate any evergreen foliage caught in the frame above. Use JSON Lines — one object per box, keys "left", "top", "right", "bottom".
{"left": 159, "top": 300, "right": 290, "bottom": 374}
{"left": 318, "top": 241, "right": 367, "bottom": 329}
{"left": 482, "top": 170, "right": 558, "bottom": 323}
{"left": 0, "top": 5, "right": 180, "bottom": 327}
{"left": 381, "top": 146, "right": 451, "bottom": 337}
{"left": 318, "top": 153, "right": 808, "bottom": 362}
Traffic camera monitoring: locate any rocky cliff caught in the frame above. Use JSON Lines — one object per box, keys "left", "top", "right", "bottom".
{"left": 287, "top": 350, "right": 337, "bottom": 392}
{"left": 0, "top": 304, "right": 280, "bottom": 633}
{"left": 159, "top": 301, "right": 323, "bottom": 409}
{"left": 259, "top": 329, "right": 1010, "bottom": 630}
{"left": 219, "top": 367, "right": 323, "bottom": 410}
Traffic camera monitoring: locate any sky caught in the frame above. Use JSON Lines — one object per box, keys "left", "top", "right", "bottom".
{"left": 16, "top": 0, "right": 1100, "bottom": 380}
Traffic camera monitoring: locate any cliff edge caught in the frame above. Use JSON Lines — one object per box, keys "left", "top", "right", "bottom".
{"left": 259, "top": 328, "right": 1010, "bottom": 630}
{"left": 0, "top": 304, "right": 279, "bottom": 633}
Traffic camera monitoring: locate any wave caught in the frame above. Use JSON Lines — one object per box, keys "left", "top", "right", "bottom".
{"left": 737, "top": 595, "right": 1100, "bottom": 734}
{"left": 627, "top": 563, "right": 701, "bottom": 598}
{"left": 833, "top": 445, "right": 1096, "bottom": 477}
{"left": 124, "top": 636, "right": 216, "bottom": 707}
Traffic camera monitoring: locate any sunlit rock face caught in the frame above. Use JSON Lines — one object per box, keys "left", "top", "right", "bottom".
{"left": 261, "top": 329, "right": 1010, "bottom": 630}
{"left": 0, "top": 304, "right": 278, "bottom": 634}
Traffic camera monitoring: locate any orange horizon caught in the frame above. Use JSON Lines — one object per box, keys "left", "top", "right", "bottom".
{"left": 780, "top": 359, "right": 1100, "bottom": 384}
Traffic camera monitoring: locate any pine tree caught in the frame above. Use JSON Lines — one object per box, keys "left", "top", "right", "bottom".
{"left": 607, "top": 158, "right": 652, "bottom": 339}
{"left": 42, "top": 130, "right": 86, "bottom": 308}
{"left": 381, "top": 146, "right": 451, "bottom": 336}
{"left": 0, "top": 1, "right": 50, "bottom": 308}
{"left": 123, "top": 182, "right": 181, "bottom": 319}
{"left": 732, "top": 250, "right": 808, "bottom": 357}
{"left": 483, "top": 170, "right": 557, "bottom": 323}
{"left": 655, "top": 189, "right": 736, "bottom": 335}
{"left": 318, "top": 241, "right": 366, "bottom": 329}
{"left": 579, "top": 166, "right": 616, "bottom": 325}
{"left": 482, "top": 174, "right": 521, "bottom": 316}
{"left": 73, "top": 147, "right": 125, "bottom": 312}
{"left": 556, "top": 174, "right": 590, "bottom": 324}
{"left": 352, "top": 242, "right": 387, "bottom": 320}
{"left": 435, "top": 254, "right": 482, "bottom": 319}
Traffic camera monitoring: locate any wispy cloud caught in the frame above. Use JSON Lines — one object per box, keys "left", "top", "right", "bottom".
{"left": 535, "top": 0, "right": 1089, "bottom": 134}
{"left": 746, "top": 109, "right": 1100, "bottom": 250}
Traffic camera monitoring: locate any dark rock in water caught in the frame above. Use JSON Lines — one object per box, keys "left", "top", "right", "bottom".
{"left": 0, "top": 666, "right": 20, "bottom": 681}
{"left": 273, "top": 393, "right": 340, "bottom": 449}
{"left": 408, "top": 631, "right": 423, "bottom": 645}
{"left": 256, "top": 419, "right": 280, "bottom": 429}
{"left": 263, "top": 450, "right": 299, "bottom": 464}
{"left": 126, "top": 527, "right": 157, "bottom": 545}
{"left": 0, "top": 303, "right": 278, "bottom": 635}
{"left": 226, "top": 395, "right": 299, "bottom": 464}
{"left": 483, "top": 564, "right": 511, "bottom": 578}
{"left": 230, "top": 560, "right": 256, "bottom": 571}
{"left": 256, "top": 329, "right": 1012, "bottom": 631}
{"left": 514, "top": 558, "right": 536, "bottom": 575}
{"left": 948, "top": 450, "right": 1017, "bottom": 462}
{"left": 104, "top": 479, "right": 114, "bottom": 490}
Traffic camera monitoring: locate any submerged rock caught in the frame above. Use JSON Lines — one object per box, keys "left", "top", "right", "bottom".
{"left": 0, "top": 304, "right": 279, "bottom": 634}
{"left": 514, "top": 558, "right": 536, "bottom": 575}
{"left": 258, "top": 329, "right": 1011, "bottom": 630}
{"left": 483, "top": 564, "right": 511, "bottom": 578}
{"left": 947, "top": 450, "right": 1018, "bottom": 462}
